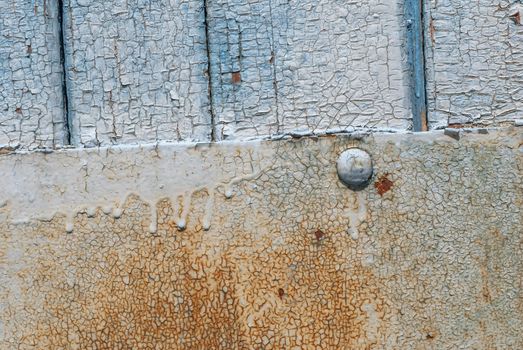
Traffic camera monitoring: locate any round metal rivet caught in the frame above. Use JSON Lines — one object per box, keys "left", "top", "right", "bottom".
{"left": 336, "top": 148, "right": 373, "bottom": 190}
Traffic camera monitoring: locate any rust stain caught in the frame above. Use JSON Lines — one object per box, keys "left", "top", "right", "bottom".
{"left": 20, "top": 195, "right": 387, "bottom": 349}
{"left": 231, "top": 71, "right": 241, "bottom": 84}
{"left": 375, "top": 174, "right": 393, "bottom": 196}
{"left": 448, "top": 123, "right": 475, "bottom": 129}
{"left": 0, "top": 146, "right": 16, "bottom": 155}
{"left": 446, "top": 121, "right": 501, "bottom": 129}
{"left": 314, "top": 228, "right": 325, "bottom": 241}
{"left": 429, "top": 17, "right": 436, "bottom": 45}
{"left": 423, "top": 328, "right": 439, "bottom": 341}
{"left": 420, "top": 110, "right": 428, "bottom": 132}
{"left": 509, "top": 10, "right": 521, "bottom": 25}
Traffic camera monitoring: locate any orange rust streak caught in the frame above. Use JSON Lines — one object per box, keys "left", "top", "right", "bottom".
{"left": 32, "top": 196, "right": 386, "bottom": 349}
{"left": 421, "top": 110, "right": 428, "bottom": 132}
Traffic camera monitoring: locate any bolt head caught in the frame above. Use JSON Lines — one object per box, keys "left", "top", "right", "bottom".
{"left": 336, "top": 148, "right": 373, "bottom": 190}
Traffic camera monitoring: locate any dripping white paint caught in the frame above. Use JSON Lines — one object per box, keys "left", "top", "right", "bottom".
{"left": 0, "top": 141, "right": 273, "bottom": 234}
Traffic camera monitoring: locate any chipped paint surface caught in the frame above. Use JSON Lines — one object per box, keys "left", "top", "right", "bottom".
{"left": 62, "top": 0, "right": 212, "bottom": 147}
{"left": 0, "top": 128, "right": 522, "bottom": 348}
{"left": 0, "top": 0, "right": 67, "bottom": 149}
{"left": 208, "top": 0, "right": 412, "bottom": 139}
{"left": 425, "top": 0, "right": 523, "bottom": 128}
{"left": 4, "top": 0, "right": 523, "bottom": 149}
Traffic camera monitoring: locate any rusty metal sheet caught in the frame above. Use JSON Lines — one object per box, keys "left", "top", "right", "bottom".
{"left": 0, "top": 128, "right": 522, "bottom": 348}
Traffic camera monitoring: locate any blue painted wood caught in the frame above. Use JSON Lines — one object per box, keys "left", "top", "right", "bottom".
{"left": 405, "top": 0, "right": 428, "bottom": 131}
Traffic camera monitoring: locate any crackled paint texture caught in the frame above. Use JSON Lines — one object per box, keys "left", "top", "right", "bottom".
{"left": 62, "top": 0, "right": 212, "bottom": 147}
{"left": 425, "top": 0, "right": 523, "bottom": 128}
{"left": 0, "top": 0, "right": 67, "bottom": 149}
{"left": 208, "top": 0, "right": 412, "bottom": 140}
{"left": 0, "top": 128, "right": 521, "bottom": 349}
{"left": 4, "top": 0, "right": 523, "bottom": 149}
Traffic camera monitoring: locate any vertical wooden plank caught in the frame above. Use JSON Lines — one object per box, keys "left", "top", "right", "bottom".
{"left": 405, "top": 0, "right": 428, "bottom": 131}
{"left": 425, "top": 1, "right": 523, "bottom": 128}
{"left": 62, "top": 0, "right": 212, "bottom": 147}
{"left": 207, "top": 0, "right": 413, "bottom": 140}
{"left": 0, "top": 0, "right": 67, "bottom": 149}
{"left": 206, "top": 0, "right": 278, "bottom": 140}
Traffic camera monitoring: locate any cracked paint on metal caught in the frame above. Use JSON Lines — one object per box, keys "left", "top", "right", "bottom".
{"left": 0, "top": 0, "right": 67, "bottom": 149}
{"left": 425, "top": 0, "right": 523, "bottom": 129}
{"left": 0, "top": 128, "right": 522, "bottom": 348}
{"left": 62, "top": 0, "right": 212, "bottom": 147}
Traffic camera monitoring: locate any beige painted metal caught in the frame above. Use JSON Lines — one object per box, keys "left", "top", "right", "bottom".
{"left": 0, "top": 127, "right": 522, "bottom": 349}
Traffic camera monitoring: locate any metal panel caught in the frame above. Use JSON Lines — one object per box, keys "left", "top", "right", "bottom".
{"left": 1, "top": 127, "right": 521, "bottom": 348}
